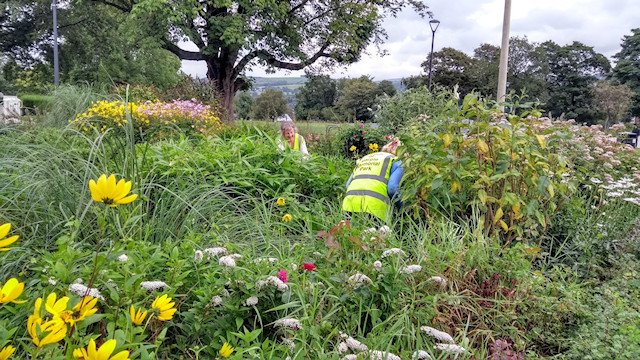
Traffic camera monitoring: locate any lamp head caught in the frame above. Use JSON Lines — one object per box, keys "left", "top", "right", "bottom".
{"left": 429, "top": 19, "right": 440, "bottom": 32}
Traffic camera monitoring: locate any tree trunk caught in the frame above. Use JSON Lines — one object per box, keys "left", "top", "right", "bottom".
{"left": 207, "top": 60, "right": 238, "bottom": 122}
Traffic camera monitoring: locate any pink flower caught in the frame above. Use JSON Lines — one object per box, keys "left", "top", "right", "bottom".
{"left": 278, "top": 269, "right": 288, "bottom": 283}
{"left": 359, "top": 123, "right": 364, "bottom": 129}
{"left": 303, "top": 263, "right": 316, "bottom": 271}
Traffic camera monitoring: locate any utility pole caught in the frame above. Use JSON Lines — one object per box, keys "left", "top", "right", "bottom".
{"left": 496, "top": 0, "right": 511, "bottom": 109}
{"left": 52, "top": 0, "right": 60, "bottom": 86}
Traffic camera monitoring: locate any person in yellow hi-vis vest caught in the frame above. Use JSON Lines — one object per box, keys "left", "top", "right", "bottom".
{"left": 342, "top": 137, "right": 403, "bottom": 223}
{"left": 277, "top": 122, "right": 309, "bottom": 155}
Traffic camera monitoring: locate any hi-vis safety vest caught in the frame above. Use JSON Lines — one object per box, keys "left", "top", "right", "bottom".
{"left": 342, "top": 152, "right": 396, "bottom": 222}
{"left": 293, "top": 133, "right": 300, "bottom": 151}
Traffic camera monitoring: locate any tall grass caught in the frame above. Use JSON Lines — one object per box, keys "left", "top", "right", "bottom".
{"left": 43, "top": 84, "right": 110, "bottom": 127}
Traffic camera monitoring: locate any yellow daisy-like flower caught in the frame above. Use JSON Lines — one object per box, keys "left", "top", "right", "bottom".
{"left": 151, "top": 294, "right": 177, "bottom": 321}
{"left": 73, "top": 339, "right": 129, "bottom": 360}
{"left": 219, "top": 342, "right": 235, "bottom": 358}
{"left": 129, "top": 305, "right": 148, "bottom": 326}
{"left": 276, "top": 198, "right": 286, "bottom": 206}
{"left": 44, "top": 293, "right": 70, "bottom": 319}
{"left": 0, "top": 223, "right": 19, "bottom": 252}
{"left": 69, "top": 297, "right": 100, "bottom": 325}
{"left": 368, "top": 143, "right": 379, "bottom": 152}
{"left": 88, "top": 174, "right": 138, "bottom": 207}
{"left": 28, "top": 298, "right": 67, "bottom": 347}
{"left": 349, "top": 145, "right": 357, "bottom": 152}
{"left": 0, "top": 278, "right": 26, "bottom": 304}
{"left": 282, "top": 214, "right": 292, "bottom": 222}
{"left": 0, "top": 345, "right": 16, "bottom": 360}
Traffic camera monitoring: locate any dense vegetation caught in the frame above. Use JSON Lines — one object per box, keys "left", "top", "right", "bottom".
{"left": 0, "top": 86, "right": 639, "bottom": 359}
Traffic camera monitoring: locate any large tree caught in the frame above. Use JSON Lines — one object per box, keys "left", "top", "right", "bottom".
{"left": 539, "top": 41, "right": 611, "bottom": 123}
{"left": 295, "top": 75, "right": 337, "bottom": 121}
{"left": 612, "top": 28, "right": 640, "bottom": 116}
{"left": 336, "top": 76, "right": 380, "bottom": 121}
{"left": 103, "top": 0, "right": 430, "bottom": 119}
{"left": 1, "top": 0, "right": 181, "bottom": 90}
{"left": 421, "top": 47, "right": 477, "bottom": 95}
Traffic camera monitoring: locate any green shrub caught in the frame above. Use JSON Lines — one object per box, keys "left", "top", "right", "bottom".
{"left": 375, "top": 86, "right": 458, "bottom": 134}
{"left": 18, "top": 93, "right": 52, "bottom": 112}
{"left": 334, "top": 123, "right": 389, "bottom": 159}
{"left": 401, "top": 93, "right": 571, "bottom": 241}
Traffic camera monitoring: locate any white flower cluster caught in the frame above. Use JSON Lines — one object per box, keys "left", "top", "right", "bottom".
{"left": 219, "top": 254, "right": 241, "bottom": 267}
{"left": 281, "top": 338, "right": 295, "bottom": 351}
{"left": 341, "top": 355, "right": 357, "bottom": 360}
{"left": 400, "top": 265, "right": 422, "bottom": 274}
{"left": 194, "top": 250, "right": 204, "bottom": 262}
{"left": 254, "top": 257, "right": 278, "bottom": 264}
{"left": 244, "top": 296, "right": 259, "bottom": 306}
{"left": 273, "top": 318, "right": 302, "bottom": 330}
{"left": 367, "top": 350, "right": 401, "bottom": 360}
{"left": 117, "top": 254, "right": 129, "bottom": 262}
{"left": 381, "top": 248, "right": 406, "bottom": 258}
{"left": 373, "top": 261, "right": 382, "bottom": 271}
{"left": 363, "top": 225, "right": 391, "bottom": 239}
{"left": 412, "top": 350, "right": 432, "bottom": 360}
{"left": 211, "top": 295, "right": 223, "bottom": 307}
{"left": 256, "top": 276, "right": 288, "bottom": 292}
{"left": 428, "top": 276, "right": 447, "bottom": 288}
{"left": 435, "top": 343, "right": 467, "bottom": 355}
{"left": 343, "top": 336, "right": 368, "bottom": 352}
{"left": 140, "top": 281, "right": 168, "bottom": 291}
{"left": 203, "top": 247, "right": 227, "bottom": 258}
{"left": 348, "top": 273, "right": 372, "bottom": 288}
{"left": 48, "top": 277, "right": 57, "bottom": 286}
{"left": 337, "top": 342, "right": 349, "bottom": 353}
{"left": 68, "top": 283, "right": 105, "bottom": 300}
{"left": 420, "top": 326, "right": 454, "bottom": 343}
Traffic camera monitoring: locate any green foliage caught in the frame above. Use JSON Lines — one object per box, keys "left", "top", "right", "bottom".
{"left": 234, "top": 91, "right": 254, "bottom": 120}
{"left": 336, "top": 76, "right": 381, "bottom": 122}
{"left": 376, "top": 80, "right": 397, "bottom": 97}
{"left": 591, "top": 81, "right": 634, "bottom": 126}
{"left": 161, "top": 77, "right": 221, "bottom": 105}
{"left": 18, "top": 93, "right": 52, "bottom": 112}
{"left": 251, "top": 89, "right": 289, "bottom": 120}
{"left": 613, "top": 28, "right": 640, "bottom": 116}
{"left": 43, "top": 84, "right": 110, "bottom": 127}
{"left": 375, "top": 86, "right": 458, "bottom": 134}
{"left": 334, "top": 123, "right": 388, "bottom": 159}
{"left": 401, "top": 93, "right": 568, "bottom": 241}
{"left": 295, "top": 75, "right": 337, "bottom": 121}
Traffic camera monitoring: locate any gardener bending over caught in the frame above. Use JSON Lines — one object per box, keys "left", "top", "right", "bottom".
{"left": 342, "top": 137, "right": 403, "bottom": 223}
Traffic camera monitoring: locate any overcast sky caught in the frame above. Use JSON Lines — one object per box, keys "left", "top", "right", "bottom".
{"left": 179, "top": 0, "right": 640, "bottom": 80}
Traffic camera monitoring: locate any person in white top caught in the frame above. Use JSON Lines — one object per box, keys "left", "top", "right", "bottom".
{"left": 277, "top": 121, "right": 309, "bottom": 155}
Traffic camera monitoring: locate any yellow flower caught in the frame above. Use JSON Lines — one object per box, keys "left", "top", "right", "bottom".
{"left": 129, "top": 305, "right": 148, "bottom": 326}
{"left": 0, "top": 223, "right": 19, "bottom": 252}
{"left": 0, "top": 345, "right": 15, "bottom": 360}
{"left": 282, "top": 214, "right": 292, "bottom": 222}
{"left": 0, "top": 278, "right": 26, "bottom": 304}
{"left": 44, "top": 292, "right": 70, "bottom": 319}
{"left": 276, "top": 198, "right": 286, "bottom": 206}
{"left": 151, "top": 294, "right": 177, "bottom": 321}
{"left": 69, "top": 297, "right": 99, "bottom": 325}
{"left": 349, "top": 145, "right": 357, "bottom": 152}
{"left": 219, "top": 342, "right": 235, "bottom": 358}
{"left": 368, "top": 143, "right": 379, "bottom": 152}
{"left": 73, "top": 339, "right": 129, "bottom": 360}
{"left": 89, "top": 174, "right": 138, "bottom": 207}
{"left": 28, "top": 298, "right": 67, "bottom": 347}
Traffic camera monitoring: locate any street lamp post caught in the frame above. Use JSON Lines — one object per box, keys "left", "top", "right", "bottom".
{"left": 52, "top": 0, "right": 59, "bottom": 86}
{"left": 427, "top": 19, "right": 440, "bottom": 92}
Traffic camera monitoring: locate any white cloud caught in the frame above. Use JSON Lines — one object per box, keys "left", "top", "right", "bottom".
{"left": 180, "top": 0, "right": 640, "bottom": 79}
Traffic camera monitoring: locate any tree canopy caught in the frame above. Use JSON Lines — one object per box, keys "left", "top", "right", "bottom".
{"left": 613, "top": 28, "right": 640, "bottom": 116}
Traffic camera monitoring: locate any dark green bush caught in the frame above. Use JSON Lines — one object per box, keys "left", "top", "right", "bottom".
{"left": 334, "top": 123, "right": 390, "bottom": 159}
{"left": 18, "top": 93, "right": 52, "bottom": 112}
{"left": 375, "top": 86, "right": 458, "bottom": 134}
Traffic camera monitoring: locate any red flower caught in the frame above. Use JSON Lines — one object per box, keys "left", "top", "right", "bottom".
{"left": 278, "top": 269, "right": 288, "bottom": 283}
{"left": 303, "top": 263, "right": 317, "bottom": 271}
